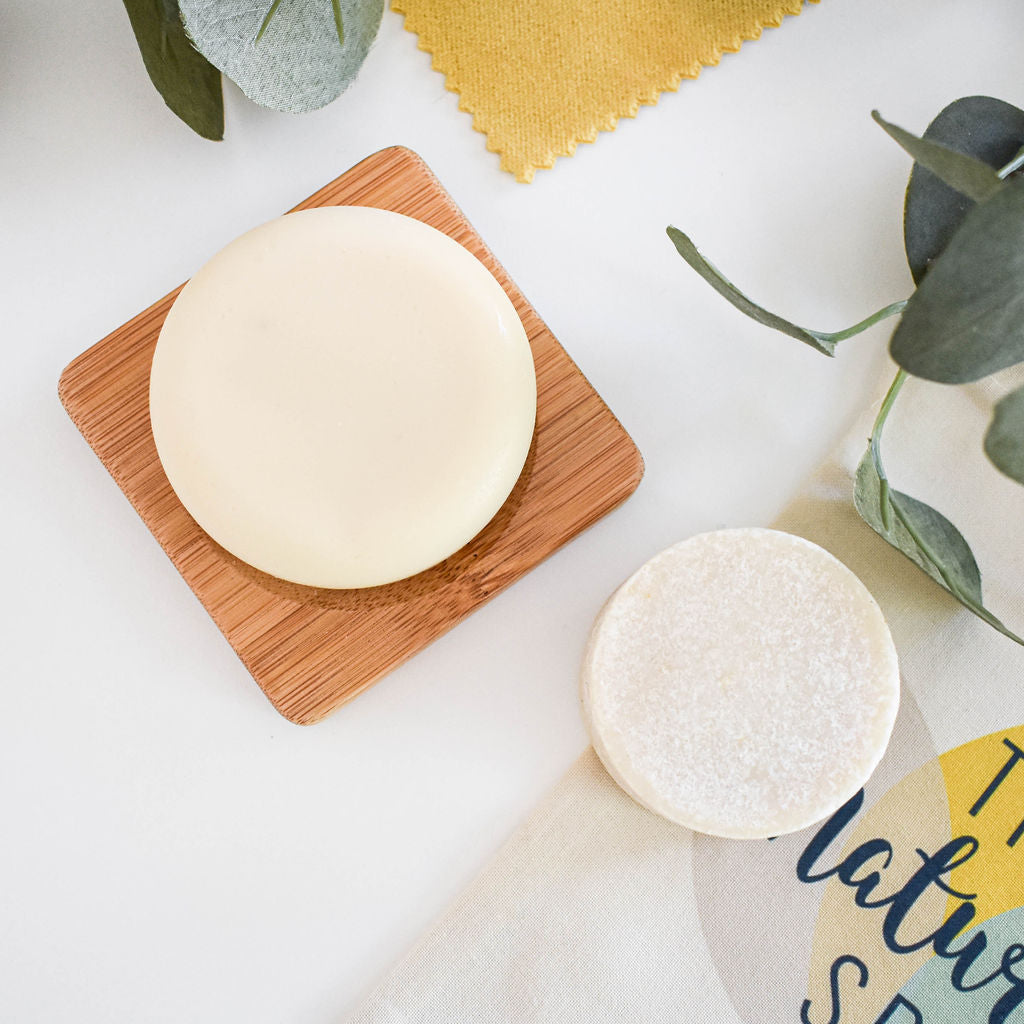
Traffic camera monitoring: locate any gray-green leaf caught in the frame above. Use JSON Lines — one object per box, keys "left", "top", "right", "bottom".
{"left": 122, "top": 0, "right": 224, "bottom": 140}
{"left": 179, "top": 0, "right": 384, "bottom": 113}
{"left": 853, "top": 448, "right": 1022, "bottom": 643}
{"left": 873, "top": 111, "right": 1003, "bottom": 205}
{"left": 889, "top": 177, "right": 1024, "bottom": 384}
{"left": 984, "top": 383, "right": 1024, "bottom": 485}
{"left": 666, "top": 227, "right": 835, "bottom": 356}
{"left": 903, "top": 96, "right": 1024, "bottom": 284}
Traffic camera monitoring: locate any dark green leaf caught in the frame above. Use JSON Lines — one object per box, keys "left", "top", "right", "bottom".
{"left": 179, "top": 0, "right": 383, "bottom": 114}
{"left": 854, "top": 448, "right": 1022, "bottom": 643}
{"left": 666, "top": 227, "right": 835, "bottom": 356}
{"left": 122, "top": 0, "right": 223, "bottom": 140}
{"left": 904, "top": 96, "right": 1024, "bottom": 284}
{"left": 890, "top": 177, "right": 1024, "bottom": 383}
{"left": 984, "top": 383, "right": 1024, "bottom": 485}
{"left": 873, "top": 111, "right": 1002, "bottom": 205}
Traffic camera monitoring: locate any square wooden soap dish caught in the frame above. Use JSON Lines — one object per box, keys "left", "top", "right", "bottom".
{"left": 59, "top": 147, "right": 644, "bottom": 724}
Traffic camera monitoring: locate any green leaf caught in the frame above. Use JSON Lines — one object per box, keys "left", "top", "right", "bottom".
{"left": 873, "top": 111, "right": 1003, "bottom": 205}
{"left": 853, "top": 448, "right": 1022, "bottom": 644}
{"left": 984, "top": 383, "right": 1024, "bottom": 485}
{"left": 666, "top": 228, "right": 908, "bottom": 356}
{"left": 666, "top": 227, "right": 835, "bottom": 356}
{"left": 179, "top": 0, "right": 384, "bottom": 114}
{"left": 903, "top": 96, "right": 1024, "bottom": 284}
{"left": 890, "top": 177, "right": 1024, "bottom": 384}
{"left": 122, "top": 0, "right": 224, "bottom": 140}
{"left": 854, "top": 449, "right": 980, "bottom": 596}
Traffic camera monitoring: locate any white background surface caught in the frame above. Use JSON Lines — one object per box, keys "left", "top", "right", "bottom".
{"left": 3, "top": 2, "right": 1022, "bottom": 1020}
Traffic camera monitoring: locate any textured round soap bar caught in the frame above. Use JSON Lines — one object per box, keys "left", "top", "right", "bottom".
{"left": 581, "top": 529, "right": 900, "bottom": 839}
{"left": 150, "top": 206, "right": 536, "bottom": 589}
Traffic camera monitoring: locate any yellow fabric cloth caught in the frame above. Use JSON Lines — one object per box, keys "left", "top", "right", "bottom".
{"left": 394, "top": 0, "right": 817, "bottom": 182}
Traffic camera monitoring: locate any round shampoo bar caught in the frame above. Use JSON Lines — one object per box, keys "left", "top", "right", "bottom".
{"left": 581, "top": 529, "right": 900, "bottom": 839}
{"left": 149, "top": 206, "right": 536, "bottom": 589}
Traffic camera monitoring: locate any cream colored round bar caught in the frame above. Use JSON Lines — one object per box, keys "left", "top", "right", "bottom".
{"left": 149, "top": 206, "right": 537, "bottom": 589}
{"left": 581, "top": 529, "right": 900, "bottom": 839}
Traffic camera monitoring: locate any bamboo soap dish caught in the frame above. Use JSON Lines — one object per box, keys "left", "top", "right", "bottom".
{"left": 59, "top": 147, "right": 644, "bottom": 724}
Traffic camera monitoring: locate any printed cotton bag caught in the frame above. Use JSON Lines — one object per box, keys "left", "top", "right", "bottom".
{"left": 346, "top": 370, "right": 1024, "bottom": 1024}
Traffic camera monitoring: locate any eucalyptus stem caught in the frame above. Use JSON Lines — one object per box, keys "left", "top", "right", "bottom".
{"left": 255, "top": 0, "right": 284, "bottom": 42}
{"left": 998, "top": 146, "right": 1024, "bottom": 179}
{"left": 331, "top": 0, "right": 345, "bottom": 45}
{"left": 256, "top": 0, "right": 344, "bottom": 45}
{"left": 869, "top": 368, "right": 908, "bottom": 531}
{"left": 867, "top": 367, "right": 964, "bottom": 596}
{"left": 815, "top": 299, "right": 908, "bottom": 345}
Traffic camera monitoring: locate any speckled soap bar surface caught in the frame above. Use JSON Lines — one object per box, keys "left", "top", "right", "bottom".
{"left": 581, "top": 529, "right": 900, "bottom": 839}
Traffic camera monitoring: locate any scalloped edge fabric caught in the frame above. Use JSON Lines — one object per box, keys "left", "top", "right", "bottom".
{"left": 394, "top": 0, "right": 818, "bottom": 182}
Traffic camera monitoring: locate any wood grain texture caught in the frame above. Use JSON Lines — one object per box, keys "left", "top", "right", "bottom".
{"left": 58, "top": 147, "right": 644, "bottom": 724}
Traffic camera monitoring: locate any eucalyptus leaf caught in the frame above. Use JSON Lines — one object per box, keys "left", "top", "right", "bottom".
{"left": 904, "top": 96, "right": 1024, "bottom": 284}
{"left": 890, "top": 177, "right": 1024, "bottom": 384}
{"left": 666, "top": 228, "right": 835, "bottom": 355}
{"left": 853, "top": 449, "right": 1021, "bottom": 643}
{"left": 179, "top": 0, "right": 384, "bottom": 113}
{"left": 873, "top": 111, "right": 1003, "bottom": 205}
{"left": 984, "top": 384, "right": 1024, "bottom": 485}
{"left": 122, "top": 0, "right": 223, "bottom": 140}
{"left": 854, "top": 449, "right": 980, "bottom": 596}
{"left": 667, "top": 96, "right": 1024, "bottom": 651}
